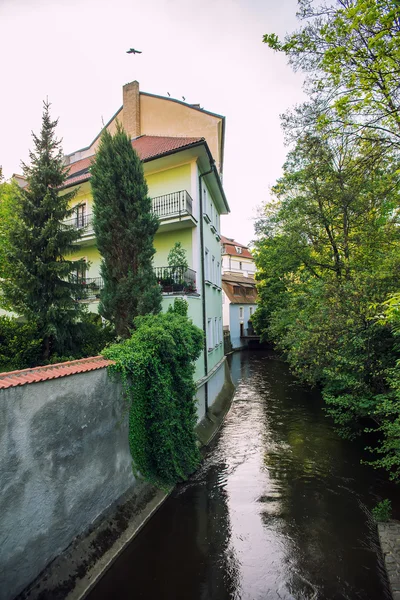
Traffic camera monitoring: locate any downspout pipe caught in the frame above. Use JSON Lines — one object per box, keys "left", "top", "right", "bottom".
{"left": 199, "top": 161, "right": 215, "bottom": 413}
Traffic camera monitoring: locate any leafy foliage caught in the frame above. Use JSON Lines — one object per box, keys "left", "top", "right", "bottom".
{"left": 264, "top": 0, "right": 400, "bottom": 148}
{"left": 372, "top": 499, "right": 392, "bottom": 522}
{"left": 0, "top": 101, "right": 86, "bottom": 359}
{"left": 91, "top": 123, "right": 162, "bottom": 337}
{"left": 257, "top": 0, "right": 400, "bottom": 481}
{"left": 253, "top": 132, "right": 400, "bottom": 479}
{"left": 0, "top": 177, "right": 19, "bottom": 283}
{"left": 104, "top": 299, "right": 203, "bottom": 488}
{"left": 167, "top": 242, "right": 189, "bottom": 272}
{"left": 0, "top": 313, "right": 115, "bottom": 372}
{"left": 0, "top": 316, "right": 43, "bottom": 372}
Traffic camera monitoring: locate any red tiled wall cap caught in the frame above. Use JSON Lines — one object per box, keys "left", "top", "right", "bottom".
{"left": 0, "top": 356, "right": 115, "bottom": 389}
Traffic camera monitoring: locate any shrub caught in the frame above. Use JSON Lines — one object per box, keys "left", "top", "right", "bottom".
{"left": 0, "top": 316, "right": 43, "bottom": 372}
{"left": 372, "top": 499, "right": 392, "bottom": 523}
{"left": 104, "top": 298, "right": 203, "bottom": 488}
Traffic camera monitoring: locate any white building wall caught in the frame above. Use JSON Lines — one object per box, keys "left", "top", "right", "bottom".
{"left": 229, "top": 303, "right": 258, "bottom": 349}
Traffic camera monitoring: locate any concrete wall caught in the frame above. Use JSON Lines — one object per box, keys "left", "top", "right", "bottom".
{"left": 0, "top": 369, "right": 135, "bottom": 600}
{"left": 0, "top": 354, "right": 231, "bottom": 600}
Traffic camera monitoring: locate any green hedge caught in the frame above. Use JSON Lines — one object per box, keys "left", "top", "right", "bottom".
{"left": 0, "top": 313, "right": 116, "bottom": 372}
{"left": 0, "top": 317, "right": 42, "bottom": 372}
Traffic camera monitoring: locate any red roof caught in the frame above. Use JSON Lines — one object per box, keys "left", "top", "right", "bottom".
{"left": 0, "top": 356, "right": 113, "bottom": 389}
{"left": 63, "top": 135, "right": 204, "bottom": 188}
{"left": 221, "top": 236, "right": 253, "bottom": 259}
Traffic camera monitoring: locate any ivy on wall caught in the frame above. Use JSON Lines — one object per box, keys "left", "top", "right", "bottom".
{"left": 104, "top": 298, "right": 204, "bottom": 488}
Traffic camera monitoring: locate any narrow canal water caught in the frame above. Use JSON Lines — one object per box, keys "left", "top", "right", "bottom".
{"left": 88, "top": 350, "right": 400, "bottom": 600}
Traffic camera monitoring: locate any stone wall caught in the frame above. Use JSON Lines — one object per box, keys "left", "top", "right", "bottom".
{"left": 0, "top": 364, "right": 135, "bottom": 600}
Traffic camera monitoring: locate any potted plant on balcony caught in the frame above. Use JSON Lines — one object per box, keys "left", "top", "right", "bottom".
{"left": 167, "top": 242, "right": 188, "bottom": 292}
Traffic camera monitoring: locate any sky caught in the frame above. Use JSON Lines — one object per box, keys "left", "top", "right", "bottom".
{"left": 0, "top": 0, "right": 305, "bottom": 246}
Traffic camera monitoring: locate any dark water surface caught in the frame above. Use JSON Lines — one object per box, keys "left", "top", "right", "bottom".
{"left": 88, "top": 351, "right": 400, "bottom": 600}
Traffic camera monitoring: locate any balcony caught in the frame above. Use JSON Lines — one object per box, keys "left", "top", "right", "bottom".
{"left": 154, "top": 266, "right": 197, "bottom": 295}
{"left": 64, "top": 213, "right": 94, "bottom": 244}
{"left": 151, "top": 190, "right": 196, "bottom": 230}
{"left": 75, "top": 277, "right": 104, "bottom": 301}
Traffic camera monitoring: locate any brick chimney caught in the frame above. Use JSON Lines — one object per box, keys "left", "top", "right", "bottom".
{"left": 123, "top": 80, "right": 140, "bottom": 139}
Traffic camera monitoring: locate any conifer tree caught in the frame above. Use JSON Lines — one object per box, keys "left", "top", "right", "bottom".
{"left": 91, "top": 123, "right": 161, "bottom": 337}
{"left": 1, "top": 101, "right": 85, "bottom": 359}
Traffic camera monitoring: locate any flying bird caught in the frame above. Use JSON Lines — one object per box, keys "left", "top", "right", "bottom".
{"left": 182, "top": 96, "right": 186, "bottom": 101}
{"left": 167, "top": 92, "right": 171, "bottom": 96}
{"left": 126, "top": 48, "right": 142, "bottom": 54}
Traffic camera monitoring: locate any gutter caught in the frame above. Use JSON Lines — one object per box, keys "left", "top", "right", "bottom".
{"left": 198, "top": 160, "right": 215, "bottom": 413}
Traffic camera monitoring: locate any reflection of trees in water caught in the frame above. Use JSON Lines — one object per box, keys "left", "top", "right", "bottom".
{"left": 187, "top": 461, "right": 241, "bottom": 600}
{"left": 87, "top": 454, "right": 241, "bottom": 600}
{"left": 252, "top": 353, "right": 389, "bottom": 600}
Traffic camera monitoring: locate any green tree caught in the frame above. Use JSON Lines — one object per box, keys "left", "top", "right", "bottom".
{"left": 91, "top": 124, "right": 161, "bottom": 337}
{"left": 168, "top": 241, "right": 189, "bottom": 284}
{"left": 253, "top": 133, "right": 400, "bottom": 475}
{"left": 264, "top": 0, "right": 400, "bottom": 148}
{"left": 0, "top": 176, "right": 19, "bottom": 283}
{"left": 1, "top": 101, "right": 85, "bottom": 359}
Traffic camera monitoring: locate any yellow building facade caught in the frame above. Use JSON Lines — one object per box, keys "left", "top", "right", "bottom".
{"left": 63, "top": 81, "right": 230, "bottom": 418}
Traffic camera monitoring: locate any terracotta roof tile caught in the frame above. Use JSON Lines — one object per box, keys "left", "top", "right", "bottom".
{"left": 62, "top": 135, "right": 204, "bottom": 188}
{"left": 220, "top": 236, "right": 253, "bottom": 259}
{"left": 0, "top": 356, "right": 114, "bottom": 389}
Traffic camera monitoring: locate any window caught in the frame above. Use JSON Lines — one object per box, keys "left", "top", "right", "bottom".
{"left": 249, "top": 307, "right": 253, "bottom": 317}
{"left": 217, "top": 261, "right": 220, "bottom": 286}
{"left": 219, "top": 317, "right": 222, "bottom": 343}
{"left": 207, "top": 318, "right": 213, "bottom": 350}
{"left": 76, "top": 203, "right": 86, "bottom": 228}
{"left": 75, "top": 259, "right": 87, "bottom": 283}
{"left": 205, "top": 248, "right": 210, "bottom": 281}
{"left": 214, "top": 317, "right": 218, "bottom": 346}
{"left": 235, "top": 246, "right": 242, "bottom": 254}
{"left": 239, "top": 261, "right": 242, "bottom": 270}
{"left": 239, "top": 307, "right": 244, "bottom": 319}
{"left": 233, "top": 286, "right": 241, "bottom": 295}
{"left": 212, "top": 256, "right": 215, "bottom": 284}
{"left": 203, "top": 186, "right": 208, "bottom": 215}
{"left": 246, "top": 288, "right": 254, "bottom": 296}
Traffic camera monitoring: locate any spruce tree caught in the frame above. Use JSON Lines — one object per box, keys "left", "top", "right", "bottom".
{"left": 2, "top": 101, "right": 85, "bottom": 359}
{"left": 91, "top": 123, "right": 161, "bottom": 337}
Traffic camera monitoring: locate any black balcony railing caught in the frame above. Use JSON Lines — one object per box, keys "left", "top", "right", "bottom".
{"left": 154, "top": 266, "right": 197, "bottom": 294}
{"left": 74, "top": 276, "right": 104, "bottom": 300}
{"left": 64, "top": 213, "right": 94, "bottom": 233}
{"left": 151, "top": 190, "right": 193, "bottom": 220}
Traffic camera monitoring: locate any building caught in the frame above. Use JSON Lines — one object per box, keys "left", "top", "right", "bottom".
{"left": 221, "top": 237, "right": 258, "bottom": 349}
{"left": 62, "top": 80, "right": 230, "bottom": 420}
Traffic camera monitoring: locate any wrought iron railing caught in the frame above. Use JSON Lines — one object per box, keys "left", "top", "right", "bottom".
{"left": 151, "top": 190, "right": 193, "bottom": 220}
{"left": 154, "top": 266, "right": 197, "bottom": 294}
{"left": 74, "top": 276, "right": 104, "bottom": 300}
{"left": 64, "top": 213, "right": 94, "bottom": 233}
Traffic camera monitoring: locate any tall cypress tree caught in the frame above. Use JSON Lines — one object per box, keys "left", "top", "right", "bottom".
{"left": 91, "top": 123, "right": 161, "bottom": 337}
{"left": 2, "top": 101, "right": 85, "bottom": 359}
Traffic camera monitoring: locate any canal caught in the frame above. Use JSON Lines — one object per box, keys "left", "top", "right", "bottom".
{"left": 88, "top": 350, "right": 400, "bottom": 599}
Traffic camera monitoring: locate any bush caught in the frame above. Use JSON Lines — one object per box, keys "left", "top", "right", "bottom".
{"left": 67, "top": 313, "right": 116, "bottom": 358}
{"left": 372, "top": 499, "right": 392, "bottom": 523}
{"left": 0, "top": 316, "right": 43, "bottom": 372}
{"left": 104, "top": 298, "right": 203, "bottom": 488}
{"left": 0, "top": 313, "right": 116, "bottom": 373}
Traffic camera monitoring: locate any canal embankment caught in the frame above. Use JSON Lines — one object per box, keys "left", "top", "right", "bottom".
{"left": 379, "top": 522, "right": 400, "bottom": 600}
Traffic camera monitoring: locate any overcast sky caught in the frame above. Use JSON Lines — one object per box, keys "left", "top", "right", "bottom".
{"left": 0, "top": 0, "right": 304, "bottom": 246}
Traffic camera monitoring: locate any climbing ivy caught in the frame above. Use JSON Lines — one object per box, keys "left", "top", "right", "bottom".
{"left": 103, "top": 299, "right": 204, "bottom": 488}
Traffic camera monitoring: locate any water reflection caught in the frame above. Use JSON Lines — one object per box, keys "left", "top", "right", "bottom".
{"left": 89, "top": 351, "right": 396, "bottom": 600}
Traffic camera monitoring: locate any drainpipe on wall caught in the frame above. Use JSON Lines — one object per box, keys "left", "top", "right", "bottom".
{"left": 199, "top": 161, "right": 215, "bottom": 414}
